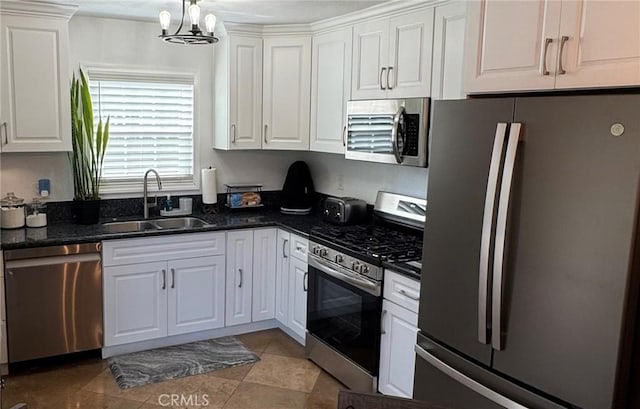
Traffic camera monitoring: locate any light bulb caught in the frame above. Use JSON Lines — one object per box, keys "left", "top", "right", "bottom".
{"left": 159, "top": 10, "right": 171, "bottom": 31}
{"left": 204, "top": 14, "right": 216, "bottom": 34}
{"left": 188, "top": 3, "right": 201, "bottom": 27}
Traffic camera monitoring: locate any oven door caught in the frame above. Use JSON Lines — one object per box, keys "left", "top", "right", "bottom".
{"left": 307, "top": 256, "right": 382, "bottom": 375}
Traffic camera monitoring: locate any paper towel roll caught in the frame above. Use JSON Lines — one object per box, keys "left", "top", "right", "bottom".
{"left": 201, "top": 168, "right": 218, "bottom": 204}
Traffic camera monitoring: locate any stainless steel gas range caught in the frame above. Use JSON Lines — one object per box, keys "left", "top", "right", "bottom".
{"left": 305, "top": 191, "right": 426, "bottom": 392}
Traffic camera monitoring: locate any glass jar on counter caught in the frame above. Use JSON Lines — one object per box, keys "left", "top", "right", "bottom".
{"left": 26, "top": 197, "right": 47, "bottom": 228}
{"left": 1, "top": 192, "right": 26, "bottom": 229}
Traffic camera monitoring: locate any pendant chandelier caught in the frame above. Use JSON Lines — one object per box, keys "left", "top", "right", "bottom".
{"left": 159, "top": 0, "right": 218, "bottom": 45}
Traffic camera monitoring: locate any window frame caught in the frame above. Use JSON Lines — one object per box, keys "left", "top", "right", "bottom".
{"left": 83, "top": 64, "right": 201, "bottom": 198}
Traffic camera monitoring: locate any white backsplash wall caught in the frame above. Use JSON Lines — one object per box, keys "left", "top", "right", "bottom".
{"left": 301, "top": 152, "right": 429, "bottom": 204}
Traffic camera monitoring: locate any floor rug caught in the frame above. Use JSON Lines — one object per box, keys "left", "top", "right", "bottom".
{"left": 108, "top": 336, "right": 260, "bottom": 389}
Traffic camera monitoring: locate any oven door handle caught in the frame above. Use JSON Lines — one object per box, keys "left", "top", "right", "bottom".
{"left": 308, "top": 256, "right": 381, "bottom": 297}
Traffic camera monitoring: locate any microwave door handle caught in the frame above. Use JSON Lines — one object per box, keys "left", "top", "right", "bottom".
{"left": 391, "top": 106, "right": 405, "bottom": 163}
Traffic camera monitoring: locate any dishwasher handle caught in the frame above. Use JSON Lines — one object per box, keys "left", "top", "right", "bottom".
{"left": 4, "top": 243, "right": 101, "bottom": 261}
{"left": 5, "top": 253, "right": 101, "bottom": 269}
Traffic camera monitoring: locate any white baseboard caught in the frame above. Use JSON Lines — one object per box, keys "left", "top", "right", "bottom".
{"left": 102, "top": 319, "right": 279, "bottom": 358}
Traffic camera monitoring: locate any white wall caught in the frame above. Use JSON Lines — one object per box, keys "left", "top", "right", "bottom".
{"left": 0, "top": 15, "right": 429, "bottom": 204}
{"left": 301, "top": 152, "right": 428, "bottom": 204}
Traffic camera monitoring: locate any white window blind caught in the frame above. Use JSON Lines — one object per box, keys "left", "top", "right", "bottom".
{"left": 89, "top": 78, "right": 195, "bottom": 184}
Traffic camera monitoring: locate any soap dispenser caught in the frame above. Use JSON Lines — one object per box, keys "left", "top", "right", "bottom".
{"left": 164, "top": 194, "right": 173, "bottom": 211}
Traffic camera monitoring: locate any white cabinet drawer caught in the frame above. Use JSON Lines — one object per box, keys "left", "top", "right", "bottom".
{"left": 103, "top": 232, "right": 226, "bottom": 267}
{"left": 290, "top": 233, "right": 308, "bottom": 261}
{"left": 383, "top": 270, "right": 420, "bottom": 313}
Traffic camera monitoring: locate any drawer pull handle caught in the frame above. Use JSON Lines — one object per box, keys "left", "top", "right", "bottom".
{"left": 399, "top": 289, "right": 419, "bottom": 301}
{"left": 161, "top": 269, "right": 166, "bottom": 290}
{"left": 171, "top": 268, "right": 176, "bottom": 289}
{"left": 238, "top": 268, "right": 243, "bottom": 288}
{"left": 283, "top": 239, "right": 289, "bottom": 258}
{"left": 303, "top": 272, "right": 308, "bottom": 292}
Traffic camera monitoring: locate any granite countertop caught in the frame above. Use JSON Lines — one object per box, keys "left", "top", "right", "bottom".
{"left": 0, "top": 207, "right": 421, "bottom": 281}
{"left": 0, "top": 209, "right": 330, "bottom": 250}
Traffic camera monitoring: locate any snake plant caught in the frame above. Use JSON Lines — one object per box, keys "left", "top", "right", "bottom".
{"left": 69, "top": 68, "right": 109, "bottom": 200}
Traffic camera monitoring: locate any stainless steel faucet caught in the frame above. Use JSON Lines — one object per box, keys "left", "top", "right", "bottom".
{"left": 143, "top": 169, "right": 163, "bottom": 219}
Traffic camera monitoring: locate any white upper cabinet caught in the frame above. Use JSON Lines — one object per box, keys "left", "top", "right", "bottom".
{"left": 352, "top": 8, "right": 434, "bottom": 99}
{"left": 213, "top": 33, "right": 263, "bottom": 150}
{"left": 431, "top": 1, "right": 467, "bottom": 100}
{"left": 0, "top": 3, "right": 76, "bottom": 152}
{"left": 465, "top": 0, "right": 640, "bottom": 93}
{"left": 262, "top": 36, "right": 311, "bottom": 151}
{"left": 555, "top": 0, "right": 640, "bottom": 89}
{"left": 310, "top": 27, "right": 352, "bottom": 154}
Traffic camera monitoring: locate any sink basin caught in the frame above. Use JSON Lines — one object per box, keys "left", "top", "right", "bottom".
{"left": 102, "top": 220, "right": 159, "bottom": 233}
{"left": 153, "top": 217, "right": 210, "bottom": 229}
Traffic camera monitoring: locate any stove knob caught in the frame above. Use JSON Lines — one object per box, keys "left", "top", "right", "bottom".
{"left": 323, "top": 209, "right": 329, "bottom": 216}
{"left": 320, "top": 248, "right": 328, "bottom": 257}
{"left": 335, "top": 254, "right": 344, "bottom": 263}
{"left": 361, "top": 265, "right": 369, "bottom": 275}
{"left": 352, "top": 262, "right": 360, "bottom": 272}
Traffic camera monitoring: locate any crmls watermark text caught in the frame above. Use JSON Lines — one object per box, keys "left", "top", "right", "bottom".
{"left": 158, "top": 394, "right": 210, "bottom": 407}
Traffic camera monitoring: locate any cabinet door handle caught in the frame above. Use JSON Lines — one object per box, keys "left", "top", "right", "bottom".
{"left": 231, "top": 124, "right": 237, "bottom": 143}
{"left": 399, "top": 289, "right": 420, "bottom": 301}
{"left": 542, "top": 38, "right": 552, "bottom": 76}
{"left": 381, "top": 309, "right": 388, "bottom": 334}
{"left": 171, "top": 268, "right": 175, "bottom": 289}
{"left": 283, "top": 239, "right": 289, "bottom": 258}
{"left": 558, "top": 35, "right": 569, "bottom": 75}
{"left": 342, "top": 125, "right": 347, "bottom": 147}
{"left": 161, "top": 269, "right": 166, "bottom": 290}
{"left": 264, "top": 124, "right": 268, "bottom": 144}
{"left": 238, "top": 268, "right": 243, "bottom": 288}
{"left": 303, "top": 271, "right": 308, "bottom": 292}
{"left": 1, "top": 122, "right": 7, "bottom": 145}
{"left": 380, "top": 67, "right": 387, "bottom": 90}
{"left": 387, "top": 66, "right": 394, "bottom": 90}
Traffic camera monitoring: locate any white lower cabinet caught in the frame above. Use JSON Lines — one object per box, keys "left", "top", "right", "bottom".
{"left": 275, "top": 229, "right": 308, "bottom": 343}
{"left": 102, "top": 233, "right": 226, "bottom": 347}
{"left": 104, "top": 256, "right": 227, "bottom": 346}
{"left": 379, "top": 270, "right": 420, "bottom": 398}
{"left": 288, "top": 256, "right": 308, "bottom": 340}
{"left": 225, "top": 230, "right": 254, "bottom": 326}
{"left": 104, "top": 262, "right": 168, "bottom": 346}
{"left": 226, "top": 228, "right": 278, "bottom": 326}
{"left": 275, "top": 229, "right": 291, "bottom": 325}
{"left": 168, "top": 256, "right": 226, "bottom": 336}
{"left": 252, "top": 228, "right": 277, "bottom": 322}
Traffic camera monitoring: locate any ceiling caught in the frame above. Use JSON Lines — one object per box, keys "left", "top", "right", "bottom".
{"left": 65, "top": 0, "right": 389, "bottom": 25}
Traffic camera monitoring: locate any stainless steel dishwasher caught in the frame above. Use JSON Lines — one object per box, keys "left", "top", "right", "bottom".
{"left": 4, "top": 243, "right": 103, "bottom": 363}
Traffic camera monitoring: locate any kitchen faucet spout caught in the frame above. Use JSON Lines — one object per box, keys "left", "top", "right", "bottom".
{"left": 143, "top": 169, "right": 163, "bottom": 219}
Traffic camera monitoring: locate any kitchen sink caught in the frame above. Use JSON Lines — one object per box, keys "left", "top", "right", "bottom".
{"left": 101, "top": 220, "right": 159, "bottom": 233}
{"left": 153, "top": 217, "right": 210, "bottom": 229}
{"left": 102, "top": 217, "right": 211, "bottom": 233}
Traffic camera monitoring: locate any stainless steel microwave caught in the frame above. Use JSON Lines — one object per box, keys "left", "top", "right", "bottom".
{"left": 345, "top": 98, "right": 429, "bottom": 167}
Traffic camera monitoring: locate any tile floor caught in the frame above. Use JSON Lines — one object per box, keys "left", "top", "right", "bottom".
{"left": 2, "top": 328, "right": 346, "bottom": 409}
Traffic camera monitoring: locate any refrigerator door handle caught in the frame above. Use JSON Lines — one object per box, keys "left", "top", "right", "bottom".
{"left": 492, "top": 123, "right": 522, "bottom": 351}
{"left": 478, "top": 123, "right": 509, "bottom": 345}
{"left": 415, "top": 344, "right": 528, "bottom": 409}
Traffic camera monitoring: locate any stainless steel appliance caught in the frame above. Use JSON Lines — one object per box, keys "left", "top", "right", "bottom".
{"left": 4, "top": 243, "right": 103, "bottom": 362}
{"left": 322, "top": 196, "right": 367, "bottom": 225}
{"left": 307, "top": 192, "right": 426, "bottom": 392}
{"left": 415, "top": 95, "right": 640, "bottom": 409}
{"left": 345, "top": 98, "right": 429, "bottom": 167}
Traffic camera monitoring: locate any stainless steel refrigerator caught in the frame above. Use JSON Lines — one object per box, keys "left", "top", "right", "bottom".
{"left": 414, "top": 95, "right": 640, "bottom": 409}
